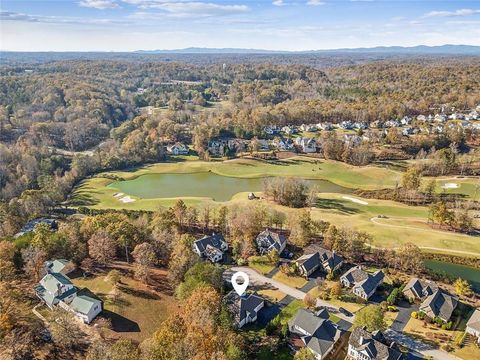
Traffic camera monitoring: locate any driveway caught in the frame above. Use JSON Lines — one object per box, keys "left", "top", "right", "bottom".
{"left": 228, "top": 266, "right": 352, "bottom": 322}
{"left": 390, "top": 301, "right": 418, "bottom": 332}
{"left": 384, "top": 329, "right": 462, "bottom": 360}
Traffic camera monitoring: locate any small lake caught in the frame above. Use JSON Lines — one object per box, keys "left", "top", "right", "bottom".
{"left": 108, "top": 172, "right": 352, "bottom": 202}
{"left": 424, "top": 259, "right": 480, "bottom": 293}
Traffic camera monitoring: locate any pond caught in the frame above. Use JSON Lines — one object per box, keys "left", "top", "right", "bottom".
{"left": 107, "top": 172, "right": 352, "bottom": 202}
{"left": 424, "top": 259, "right": 480, "bottom": 293}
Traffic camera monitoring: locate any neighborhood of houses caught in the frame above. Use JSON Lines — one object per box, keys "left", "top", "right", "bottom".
{"left": 186, "top": 228, "right": 480, "bottom": 359}
{"left": 33, "top": 225, "right": 480, "bottom": 359}
{"left": 164, "top": 105, "right": 480, "bottom": 157}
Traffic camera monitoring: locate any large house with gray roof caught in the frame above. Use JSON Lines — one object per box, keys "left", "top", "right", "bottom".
{"left": 256, "top": 229, "right": 287, "bottom": 256}
{"left": 348, "top": 327, "right": 403, "bottom": 360}
{"left": 419, "top": 289, "right": 458, "bottom": 322}
{"left": 288, "top": 308, "right": 344, "bottom": 359}
{"left": 402, "top": 278, "right": 438, "bottom": 302}
{"left": 340, "top": 266, "right": 384, "bottom": 300}
{"left": 35, "top": 261, "right": 102, "bottom": 324}
{"left": 296, "top": 248, "right": 344, "bottom": 278}
{"left": 192, "top": 233, "right": 228, "bottom": 263}
{"left": 45, "top": 259, "right": 75, "bottom": 276}
{"left": 224, "top": 290, "right": 264, "bottom": 328}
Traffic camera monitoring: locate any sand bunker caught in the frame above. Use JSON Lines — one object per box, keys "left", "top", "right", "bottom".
{"left": 442, "top": 183, "right": 459, "bottom": 189}
{"left": 119, "top": 195, "right": 136, "bottom": 203}
{"left": 342, "top": 196, "right": 368, "bottom": 205}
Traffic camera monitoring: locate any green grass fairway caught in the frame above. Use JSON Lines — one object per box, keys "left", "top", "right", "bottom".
{"left": 310, "top": 193, "right": 480, "bottom": 257}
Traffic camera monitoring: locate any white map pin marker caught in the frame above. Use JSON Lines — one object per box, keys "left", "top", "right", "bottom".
{"left": 231, "top": 271, "right": 249, "bottom": 296}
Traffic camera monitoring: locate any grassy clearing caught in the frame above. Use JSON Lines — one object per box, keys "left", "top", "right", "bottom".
{"left": 272, "top": 272, "right": 308, "bottom": 289}
{"left": 403, "top": 317, "right": 462, "bottom": 348}
{"left": 307, "top": 283, "right": 365, "bottom": 314}
{"left": 73, "top": 273, "right": 177, "bottom": 342}
{"left": 248, "top": 256, "right": 275, "bottom": 275}
{"left": 453, "top": 343, "right": 480, "bottom": 360}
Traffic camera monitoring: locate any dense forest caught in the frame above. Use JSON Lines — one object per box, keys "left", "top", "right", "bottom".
{"left": 1, "top": 56, "right": 480, "bottom": 235}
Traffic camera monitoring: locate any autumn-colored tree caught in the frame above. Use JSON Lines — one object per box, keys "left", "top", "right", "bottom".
{"left": 294, "top": 347, "right": 316, "bottom": 360}
{"left": 303, "top": 294, "right": 316, "bottom": 309}
{"left": 21, "top": 246, "right": 47, "bottom": 282}
{"left": 454, "top": 278, "right": 472, "bottom": 298}
{"left": 330, "top": 281, "right": 342, "bottom": 299}
{"left": 132, "top": 242, "right": 156, "bottom": 283}
{"left": 288, "top": 209, "right": 313, "bottom": 247}
{"left": 168, "top": 234, "right": 197, "bottom": 285}
{"left": 88, "top": 230, "right": 116, "bottom": 267}
{"left": 110, "top": 339, "right": 140, "bottom": 360}
{"left": 49, "top": 309, "right": 85, "bottom": 349}
{"left": 353, "top": 305, "right": 386, "bottom": 332}
{"left": 401, "top": 166, "right": 422, "bottom": 191}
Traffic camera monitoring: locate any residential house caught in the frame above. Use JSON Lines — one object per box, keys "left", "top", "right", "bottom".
{"left": 282, "top": 125, "right": 298, "bottom": 135}
{"left": 343, "top": 134, "right": 362, "bottom": 146}
{"left": 466, "top": 309, "right": 480, "bottom": 343}
{"left": 288, "top": 308, "right": 344, "bottom": 360}
{"left": 400, "top": 116, "right": 411, "bottom": 126}
{"left": 208, "top": 139, "right": 225, "bottom": 156}
{"left": 256, "top": 229, "right": 287, "bottom": 256}
{"left": 69, "top": 295, "right": 103, "bottom": 324}
{"left": 264, "top": 125, "right": 281, "bottom": 135}
{"left": 300, "top": 124, "right": 318, "bottom": 132}
{"left": 45, "top": 259, "right": 76, "bottom": 276}
{"left": 257, "top": 139, "right": 270, "bottom": 151}
{"left": 272, "top": 137, "right": 295, "bottom": 151}
{"left": 402, "top": 278, "right": 438, "bottom": 302}
{"left": 295, "top": 137, "right": 317, "bottom": 153}
{"left": 226, "top": 138, "right": 247, "bottom": 154}
{"left": 416, "top": 115, "right": 426, "bottom": 122}
{"left": 347, "top": 327, "right": 403, "bottom": 360}
{"left": 224, "top": 290, "right": 264, "bottom": 328}
{"left": 340, "top": 266, "right": 384, "bottom": 300}
{"left": 434, "top": 114, "right": 447, "bottom": 122}
{"left": 353, "top": 122, "right": 368, "bottom": 130}
{"left": 166, "top": 142, "right": 189, "bottom": 155}
{"left": 339, "top": 121, "right": 353, "bottom": 130}
{"left": 419, "top": 289, "right": 458, "bottom": 322}
{"left": 317, "top": 122, "right": 333, "bottom": 131}
{"left": 192, "top": 233, "right": 228, "bottom": 263}
{"left": 35, "top": 272, "right": 102, "bottom": 324}
{"left": 296, "top": 248, "right": 344, "bottom": 278}
{"left": 15, "top": 218, "right": 58, "bottom": 238}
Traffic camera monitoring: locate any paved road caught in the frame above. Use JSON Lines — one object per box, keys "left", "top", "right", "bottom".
{"left": 391, "top": 301, "right": 418, "bottom": 332}
{"left": 229, "top": 266, "right": 353, "bottom": 322}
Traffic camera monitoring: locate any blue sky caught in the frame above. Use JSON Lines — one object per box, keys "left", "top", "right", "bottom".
{"left": 1, "top": 1, "right": 480, "bottom": 51}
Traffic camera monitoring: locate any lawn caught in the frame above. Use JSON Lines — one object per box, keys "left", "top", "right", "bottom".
{"left": 308, "top": 284, "right": 364, "bottom": 313}
{"left": 248, "top": 256, "right": 276, "bottom": 275}
{"left": 403, "top": 317, "right": 462, "bottom": 347}
{"left": 273, "top": 300, "right": 305, "bottom": 326}
{"left": 272, "top": 272, "right": 308, "bottom": 289}
{"left": 73, "top": 272, "right": 177, "bottom": 342}
{"left": 258, "top": 289, "right": 287, "bottom": 303}
{"left": 453, "top": 342, "right": 480, "bottom": 360}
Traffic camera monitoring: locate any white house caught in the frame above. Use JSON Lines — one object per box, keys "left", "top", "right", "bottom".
{"left": 466, "top": 309, "right": 480, "bottom": 343}
{"left": 295, "top": 137, "right": 317, "bottom": 153}
{"left": 192, "top": 233, "right": 228, "bottom": 263}
{"left": 35, "top": 269, "right": 102, "bottom": 324}
{"left": 166, "top": 142, "right": 189, "bottom": 155}
{"left": 348, "top": 327, "right": 403, "bottom": 360}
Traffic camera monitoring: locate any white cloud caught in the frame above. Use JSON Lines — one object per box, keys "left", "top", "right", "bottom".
{"left": 79, "top": 0, "right": 119, "bottom": 9}
{"left": 424, "top": 8, "right": 480, "bottom": 18}
{"left": 273, "top": 0, "right": 285, "bottom": 6}
{"left": 306, "top": 0, "right": 325, "bottom": 5}
{"left": 125, "top": 1, "right": 248, "bottom": 18}
{"left": 0, "top": 10, "right": 123, "bottom": 25}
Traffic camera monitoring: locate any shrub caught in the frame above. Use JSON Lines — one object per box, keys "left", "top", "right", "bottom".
{"left": 418, "top": 311, "right": 426, "bottom": 320}
{"left": 265, "top": 321, "right": 276, "bottom": 336}
{"left": 446, "top": 321, "right": 453, "bottom": 330}
{"left": 411, "top": 311, "right": 418, "bottom": 319}
{"left": 388, "top": 306, "right": 398, "bottom": 312}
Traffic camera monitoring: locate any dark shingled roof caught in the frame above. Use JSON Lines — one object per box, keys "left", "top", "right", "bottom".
{"left": 356, "top": 270, "right": 385, "bottom": 295}
{"left": 288, "top": 308, "right": 343, "bottom": 358}
{"left": 403, "top": 278, "right": 438, "bottom": 299}
{"left": 341, "top": 266, "right": 369, "bottom": 284}
{"left": 194, "top": 233, "right": 226, "bottom": 253}
{"left": 256, "top": 229, "right": 287, "bottom": 253}
{"left": 318, "top": 248, "right": 343, "bottom": 270}
{"left": 224, "top": 290, "right": 264, "bottom": 326}
{"left": 420, "top": 289, "right": 458, "bottom": 321}
{"left": 349, "top": 327, "right": 403, "bottom": 360}
{"left": 296, "top": 252, "right": 320, "bottom": 273}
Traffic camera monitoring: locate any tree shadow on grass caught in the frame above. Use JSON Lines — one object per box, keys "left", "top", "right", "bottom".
{"left": 314, "top": 199, "right": 361, "bottom": 214}
{"left": 102, "top": 310, "right": 140, "bottom": 333}
{"left": 119, "top": 285, "right": 161, "bottom": 300}
{"left": 68, "top": 192, "right": 100, "bottom": 207}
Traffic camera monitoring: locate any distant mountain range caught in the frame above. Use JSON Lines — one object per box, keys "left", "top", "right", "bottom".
{"left": 135, "top": 45, "right": 480, "bottom": 55}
